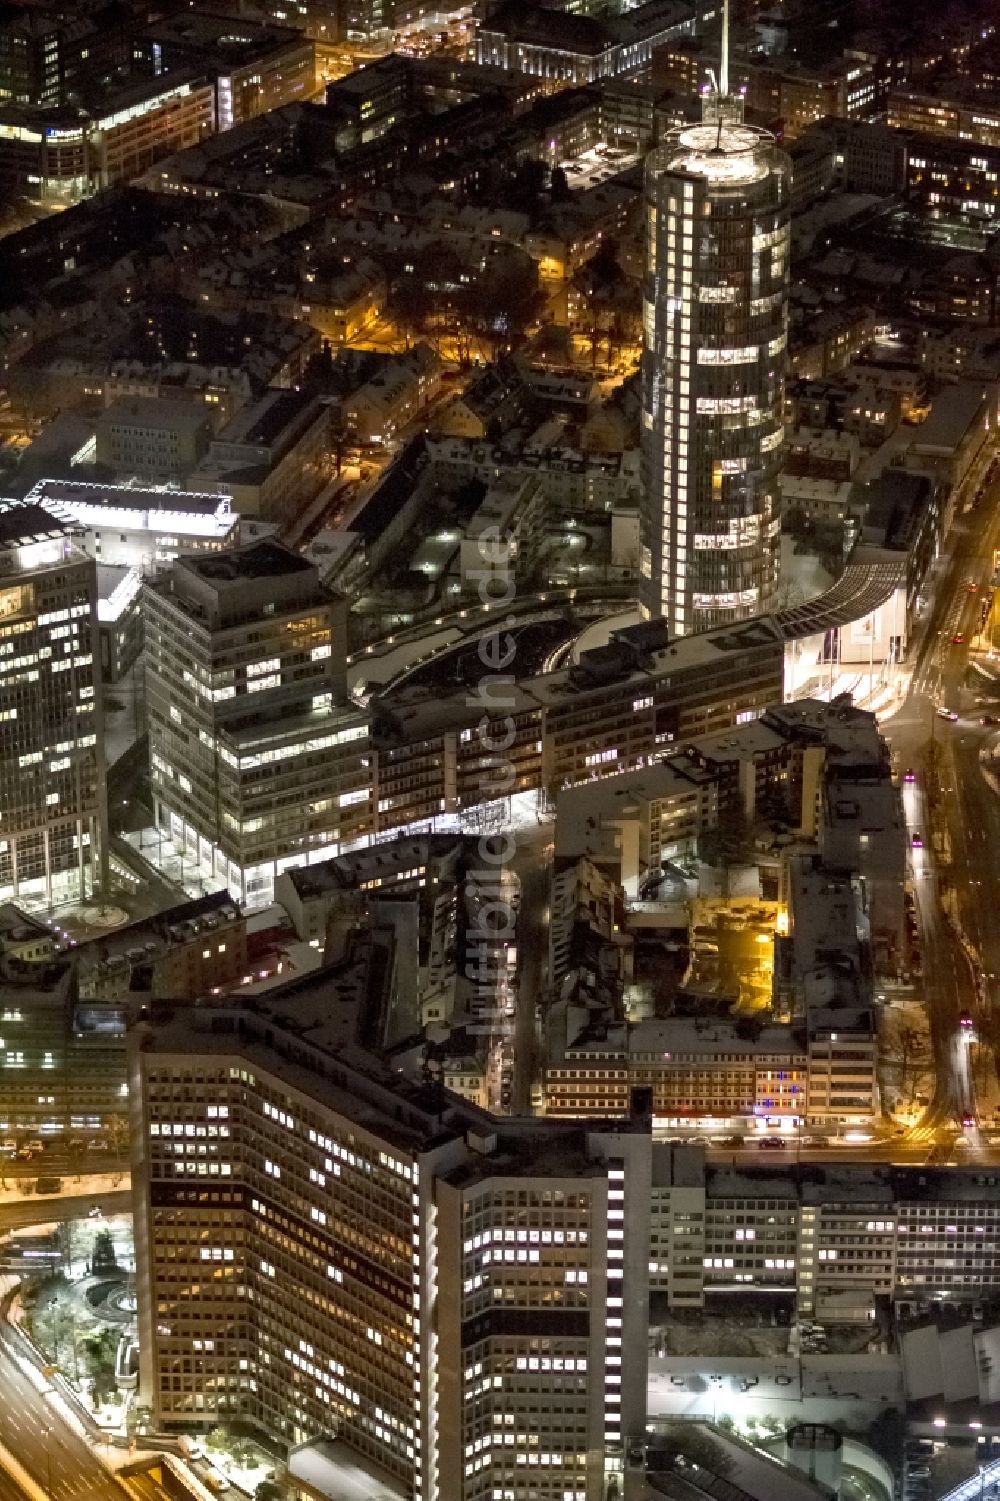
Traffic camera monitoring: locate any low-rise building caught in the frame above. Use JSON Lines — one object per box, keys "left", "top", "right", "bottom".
{"left": 189, "top": 388, "right": 331, "bottom": 522}
{"left": 28, "top": 478, "right": 238, "bottom": 572}
{"left": 457, "top": 475, "right": 545, "bottom": 594}
{"left": 650, "top": 1151, "right": 1000, "bottom": 1319}
{"left": 779, "top": 857, "right": 878, "bottom": 1126}
{"left": 853, "top": 468, "right": 938, "bottom": 628}
{"left": 887, "top": 84, "right": 1000, "bottom": 150}
{"left": 903, "top": 380, "right": 999, "bottom": 523}
{"left": 779, "top": 474, "right": 856, "bottom": 526}
{"left": 301, "top": 256, "right": 386, "bottom": 345}
{"left": 343, "top": 344, "right": 442, "bottom": 446}
{"left": 75, "top": 891, "right": 248, "bottom": 1002}
{"left": 784, "top": 428, "right": 861, "bottom": 483}
{"left": 96, "top": 397, "right": 214, "bottom": 485}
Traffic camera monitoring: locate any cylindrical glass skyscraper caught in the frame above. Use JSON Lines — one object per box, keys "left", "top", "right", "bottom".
{"left": 640, "top": 86, "right": 791, "bottom": 635}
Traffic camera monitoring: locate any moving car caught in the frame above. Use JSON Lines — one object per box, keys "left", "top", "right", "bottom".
{"left": 936, "top": 706, "right": 959, "bottom": 721}
{"left": 959, "top": 1010, "right": 974, "bottom": 1029}
{"left": 911, "top": 832, "right": 923, "bottom": 848}
{"left": 952, "top": 631, "right": 966, "bottom": 644}
{"left": 904, "top": 767, "right": 917, "bottom": 782}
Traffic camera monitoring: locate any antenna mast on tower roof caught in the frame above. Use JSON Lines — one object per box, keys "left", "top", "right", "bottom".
{"left": 719, "top": 0, "right": 729, "bottom": 98}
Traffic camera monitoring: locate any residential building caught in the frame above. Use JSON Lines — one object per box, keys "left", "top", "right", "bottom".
{"left": 298, "top": 256, "right": 386, "bottom": 345}
{"left": 0, "top": 503, "right": 106, "bottom": 907}
{"left": 143, "top": 539, "right": 368, "bottom": 906}
{"left": 343, "top": 344, "right": 442, "bottom": 447}
{"left": 130, "top": 975, "right": 653, "bottom": 1501}
{"left": 640, "top": 41, "right": 790, "bottom": 634}
{"left": 75, "top": 890, "right": 248, "bottom": 1002}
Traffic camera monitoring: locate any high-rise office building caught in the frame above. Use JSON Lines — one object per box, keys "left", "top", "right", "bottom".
{"left": 0, "top": 503, "right": 106, "bottom": 906}
{"left": 130, "top": 977, "right": 652, "bottom": 1501}
{"left": 143, "top": 538, "right": 370, "bottom": 907}
{"left": 640, "top": 1, "right": 790, "bottom": 634}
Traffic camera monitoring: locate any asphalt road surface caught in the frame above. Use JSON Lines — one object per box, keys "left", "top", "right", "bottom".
{"left": 0, "top": 1468, "right": 33, "bottom": 1501}
{"left": 0, "top": 1190, "right": 131, "bottom": 1234}
{"left": 2, "top": 1156, "right": 126, "bottom": 1180}
{"left": 882, "top": 478, "right": 1000, "bottom": 1150}
{"left": 0, "top": 1319, "right": 125, "bottom": 1501}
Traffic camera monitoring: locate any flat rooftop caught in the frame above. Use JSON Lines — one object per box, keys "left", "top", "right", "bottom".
{"left": 140, "top": 10, "right": 306, "bottom": 58}
{"left": 910, "top": 381, "right": 993, "bottom": 453}
{"left": 555, "top": 758, "right": 715, "bottom": 862}
{"left": 282, "top": 835, "right": 469, "bottom": 899}
{"left": 28, "top": 478, "right": 232, "bottom": 518}
{"left": 0, "top": 501, "right": 73, "bottom": 547}
{"left": 99, "top": 396, "right": 212, "bottom": 432}
{"left": 183, "top": 538, "right": 315, "bottom": 583}
{"left": 562, "top": 1017, "right": 802, "bottom": 1061}
{"left": 214, "top": 388, "right": 318, "bottom": 450}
